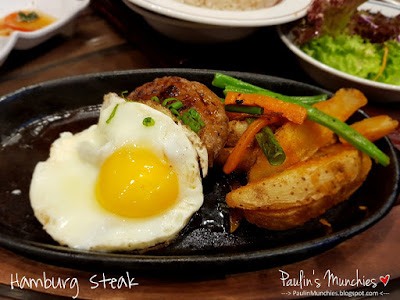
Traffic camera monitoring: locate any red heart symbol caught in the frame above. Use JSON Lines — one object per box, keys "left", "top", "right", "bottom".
{"left": 380, "top": 274, "right": 390, "bottom": 286}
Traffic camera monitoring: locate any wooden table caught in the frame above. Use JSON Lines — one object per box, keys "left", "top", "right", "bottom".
{"left": 0, "top": 1, "right": 399, "bottom": 299}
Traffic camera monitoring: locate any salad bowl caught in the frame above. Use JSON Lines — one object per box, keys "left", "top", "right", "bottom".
{"left": 278, "top": 0, "right": 400, "bottom": 103}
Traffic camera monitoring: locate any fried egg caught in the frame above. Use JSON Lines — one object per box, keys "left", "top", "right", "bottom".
{"left": 30, "top": 93, "right": 208, "bottom": 251}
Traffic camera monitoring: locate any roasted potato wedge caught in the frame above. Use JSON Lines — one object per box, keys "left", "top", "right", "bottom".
{"left": 248, "top": 89, "right": 368, "bottom": 182}
{"left": 340, "top": 115, "right": 398, "bottom": 144}
{"left": 226, "top": 144, "right": 372, "bottom": 230}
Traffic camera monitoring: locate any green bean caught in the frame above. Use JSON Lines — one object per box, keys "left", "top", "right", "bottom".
{"left": 214, "top": 73, "right": 390, "bottom": 166}
{"left": 256, "top": 126, "right": 286, "bottom": 166}
{"left": 223, "top": 85, "right": 327, "bottom": 105}
{"left": 305, "top": 107, "right": 390, "bottom": 166}
{"left": 213, "top": 73, "right": 265, "bottom": 92}
{"left": 213, "top": 73, "right": 328, "bottom": 104}
{"left": 247, "top": 118, "right": 286, "bottom": 166}
{"left": 225, "top": 105, "right": 264, "bottom": 115}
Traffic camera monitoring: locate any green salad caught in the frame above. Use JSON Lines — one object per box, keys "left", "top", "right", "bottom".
{"left": 291, "top": 0, "right": 400, "bottom": 86}
{"left": 302, "top": 35, "right": 400, "bottom": 85}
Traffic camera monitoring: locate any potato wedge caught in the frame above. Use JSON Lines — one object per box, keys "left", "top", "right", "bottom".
{"left": 340, "top": 115, "right": 398, "bottom": 144}
{"left": 248, "top": 89, "right": 368, "bottom": 182}
{"left": 226, "top": 143, "right": 372, "bottom": 231}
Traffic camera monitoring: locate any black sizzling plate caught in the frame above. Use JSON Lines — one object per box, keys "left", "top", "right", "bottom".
{"left": 0, "top": 69, "right": 398, "bottom": 275}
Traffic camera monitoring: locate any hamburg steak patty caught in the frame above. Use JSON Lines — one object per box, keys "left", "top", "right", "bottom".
{"left": 127, "top": 77, "right": 229, "bottom": 166}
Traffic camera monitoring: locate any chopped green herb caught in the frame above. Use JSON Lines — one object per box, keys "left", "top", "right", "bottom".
{"left": 18, "top": 11, "right": 39, "bottom": 22}
{"left": 168, "top": 101, "right": 183, "bottom": 110}
{"left": 182, "top": 114, "right": 201, "bottom": 133}
{"left": 162, "top": 97, "right": 179, "bottom": 107}
{"left": 151, "top": 96, "right": 160, "bottom": 103}
{"left": 106, "top": 104, "right": 119, "bottom": 124}
{"left": 143, "top": 117, "right": 155, "bottom": 127}
{"left": 170, "top": 108, "right": 181, "bottom": 119}
{"left": 181, "top": 109, "right": 205, "bottom": 133}
{"left": 187, "top": 108, "right": 205, "bottom": 127}
{"left": 120, "top": 90, "right": 128, "bottom": 100}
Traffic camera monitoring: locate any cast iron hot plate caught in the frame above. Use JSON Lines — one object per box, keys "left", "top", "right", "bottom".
{"left": 0, "top": 69, "right": 398, "bottom": 275}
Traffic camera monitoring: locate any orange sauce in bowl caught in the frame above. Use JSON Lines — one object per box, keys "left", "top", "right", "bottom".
{"left": 0, "top": 11, "right": 56, "bottom": 37}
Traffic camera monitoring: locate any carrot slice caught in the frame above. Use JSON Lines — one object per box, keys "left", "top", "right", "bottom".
{"left": 4, "top": 12, "right": 34, "bottom": 32}
{"left": 225, "top": 92, "right": 307, "bottom": 124}
{"left": 223, "top": 117, "right": 278, "bottom": 174}
{"left": 372, "top": 45, "right": 389, "bottom": 82}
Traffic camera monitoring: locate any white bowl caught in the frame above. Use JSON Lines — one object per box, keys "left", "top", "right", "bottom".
{"left": 0, "top": 0, "right": 90, "bottom": 66}
{"left": 122, "top": 1, "right": 256, "bottom": 43}
{"left": 123, "top": 0, "right": 312, "bottom": 43}
{"left": 278, "top": 0, "right": 400, "bottom": 103}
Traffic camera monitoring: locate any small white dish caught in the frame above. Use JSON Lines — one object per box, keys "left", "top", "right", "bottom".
{"left": 0, "top": 0, "right": 90, "bottom": 66}
{"left": 123, "top": 0, "right": 312, "bottom": 43}
{"left": 278, "top": 0, "right": 400, "bottom": 103}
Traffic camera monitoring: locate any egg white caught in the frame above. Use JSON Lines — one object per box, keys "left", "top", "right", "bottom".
{"left": 30, "top": 93, "right": 207, "bottom": 251}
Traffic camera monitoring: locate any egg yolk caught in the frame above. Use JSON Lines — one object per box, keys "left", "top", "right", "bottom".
{"left": 96, "top": 145, "right": 179, "bottom": 218}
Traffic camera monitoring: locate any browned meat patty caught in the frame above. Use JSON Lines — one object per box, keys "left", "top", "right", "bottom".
{"left": 127, "top": 76, "right": 229, "bottom": 166}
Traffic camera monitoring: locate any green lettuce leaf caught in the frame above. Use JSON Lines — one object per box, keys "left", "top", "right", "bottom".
{"left": 302, "top": 34, "right": 382, "bottom": 79}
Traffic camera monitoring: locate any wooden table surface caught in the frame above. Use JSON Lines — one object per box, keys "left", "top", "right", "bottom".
{"left": 0, "top": 1, "right": 399, "bottom": 299}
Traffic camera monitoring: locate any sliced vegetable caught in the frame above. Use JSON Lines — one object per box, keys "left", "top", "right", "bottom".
{"left": 106, "top": 104, "right": 119, "bottom": 124}
{"left": 225, "top": 92, "right": 307, "bottom": 125}
{"left": 188, "top": 108, "right": 205, "bottom": 127}
{"left": 224, "top": 85, "right": 328, "bottom": 105}
{"left": 4, "top": 11, "right": 55, "bottom": 32}
{"left": 215, "top": 74, "right": 390, "bottom": 166}
{"left": 248, "top": 88, "right": 367, "bottom": 182}
{"left": 247, "top": 119, "right": 286, "bottom": 166}
{"left": 372, "top": 44, "right": 389, "bottom": 81}
{"left": 225, "top": 105, "right": 264, "bottom": 115}
{"left": 168, "top": 101, "right": 184, "bottom": 110}
{"left": 306, "top": 107, "right": 390, "bottom": 166}
{"left": 181, "top": 109, "right": 205, "bottom": 133}
{"left": 162, "top": 97, "right": 180, "bottom": 107}
{"left": 143, "top": 117, "right": 155, "bottom": 127}
{"left": 120, "top": 90, "right": 128, "bottom": 100}
{"left": 223, "top": 117, "right": 279, "bottom": 174}
{"left": 170, "top": 108, "right": 182, "bottom": 119}
{"left": 161, "top": 97, "right": 184, "bottom": 111}
{"left": 151, "top": 96, "right": 160, "bottom": 103}
{"left": 212, "top": 73, "right": 328, "bottom": 103}
{"left": 18, "top": 11, "right": 39, "bottom": 22}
